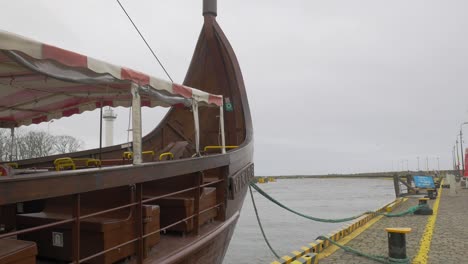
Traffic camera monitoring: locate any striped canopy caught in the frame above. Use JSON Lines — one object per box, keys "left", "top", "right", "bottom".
{"left": 0, "top": 30, "right": 223, "bottom": 128}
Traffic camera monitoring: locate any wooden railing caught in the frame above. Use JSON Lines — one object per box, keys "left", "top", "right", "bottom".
{"left": 0, "top": 174, "right": 225, "bottom": 264}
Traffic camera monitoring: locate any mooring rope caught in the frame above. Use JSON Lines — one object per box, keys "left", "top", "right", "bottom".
{"left": 375, "top": 204, "right": 424, "bottom": 217}
{"left": 249, "top": 182, "right": 422, "bottom": 263}
{"left": 250, "top": 183, "right": 426, "bottom": 223}
{"left": 249, "top": 185, "right": 280, "bottom": 259}
{"left": 317, "top": 236, "right": 410, "bottom": 264}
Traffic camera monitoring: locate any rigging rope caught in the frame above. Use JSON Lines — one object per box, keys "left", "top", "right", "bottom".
{"left": 250, "top": 183, "right": 426, "bottom": 223}
{"left": 116, "top": 0, "right": 174, "bottom": 82}
{"left": 249, "top": 185, "right": 280, "bottom": 259}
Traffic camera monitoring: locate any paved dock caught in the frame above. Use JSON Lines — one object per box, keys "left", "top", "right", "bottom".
{"left": 319, "top": 185, "right": 468, "bottom": 264}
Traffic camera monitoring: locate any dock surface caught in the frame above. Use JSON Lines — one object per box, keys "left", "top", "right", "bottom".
{"left": 319, "top": 185, "right": 468, "bottom": 264}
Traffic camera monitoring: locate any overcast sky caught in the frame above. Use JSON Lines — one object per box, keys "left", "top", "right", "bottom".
{"left": 1, "top": 0, "right": 468, "bottom": 175}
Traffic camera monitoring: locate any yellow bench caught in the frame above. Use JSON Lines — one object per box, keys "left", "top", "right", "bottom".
{"left": 86, "top": 158, "right": 101, "bottom": 167}
{"left": 122, "top": 151, "right": 133, "bottom": 160}
{"left": 143, "top": 151, "right": 155, "bottom": 159}
{"left": 123, "top": 151, "right": 156, "bottom": 160}
{"left": 54, "top": 158, "right": 76, "bottom": 171}
{"left": 159, "top": 152, "right": 174, "bottom": 161}
{"left": 72, "top": 158, "right": 101, "bottom": 168}
{"left": 6, "top": 162, "right": 18, "bottom": 169}
{"left": 203, "top": 146, "right": 239, "bottom": 152}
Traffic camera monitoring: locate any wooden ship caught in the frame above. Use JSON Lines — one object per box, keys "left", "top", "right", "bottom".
{"left": 0, "top": 0, "right": 254, "bottom": 263}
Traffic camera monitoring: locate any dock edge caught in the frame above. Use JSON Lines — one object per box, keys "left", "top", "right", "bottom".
{"left": 270, "top": 197, "right": 407, "bottom": 264}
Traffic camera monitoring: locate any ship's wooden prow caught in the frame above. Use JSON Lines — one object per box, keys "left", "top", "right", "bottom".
{"left": 0, "top": 0, "right": 253, "bottom": 263}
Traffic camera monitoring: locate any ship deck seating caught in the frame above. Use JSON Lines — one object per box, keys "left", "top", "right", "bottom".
{"left": 143, "top": 174, "right": 217, "bottom": 234}
{"left": 29, "top": 141, "right": 192, "bottom": 170}
{"left": 72, "top": 158, "right": 101, "bottom": 168}
{"left": 0, "top": 239, "right": 37, "bottom": 264}
{"left": 97, "top": 141, "right": 191, "bottom": 167}
{"left": 122, "top": 150, "right": 155, "bottom": 162}
{"left": 157, "top": 187, "right": 218, "bottom": 233}
{"left": 6, "top": 162, "right": 19, "bottom": 169}
{"left": 156, "top": 141, "right": 191, "bottom": 161}
{"left": 203, "top": 145, "right": 239, "bottom": 155}
{"left": 52, "top": 158, "right": 102, "bottom": 171}
{"left": 142, "top": 141, "right": 217, "bottom": 233}
{"left": 16, "top": 186, "right": 160, "bottom": 264}
{"left": 53, "top": 157, "right": 75, "bottom": 171}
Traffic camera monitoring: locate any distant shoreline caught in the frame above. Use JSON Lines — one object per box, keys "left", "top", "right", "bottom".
{"left": 255, "top": 175, "right": 392, "bottom": 179}
{"left": 256, "top": 170, "right": 451, "bottom": 179}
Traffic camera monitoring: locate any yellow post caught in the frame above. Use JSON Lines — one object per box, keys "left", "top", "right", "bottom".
{"left": 385, "top": 228, "right": 411, "bottom": 260}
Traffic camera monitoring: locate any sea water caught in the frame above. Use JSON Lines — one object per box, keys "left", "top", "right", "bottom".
{"left": 223, "top": 178, "right": 395, "bottom": 264}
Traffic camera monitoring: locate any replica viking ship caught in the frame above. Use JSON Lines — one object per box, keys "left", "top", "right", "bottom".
{"left": 0, "top": 1, "right": 253, "bottom": 263}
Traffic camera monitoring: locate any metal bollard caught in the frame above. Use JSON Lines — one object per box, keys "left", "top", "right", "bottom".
{"left": 385, "top": 228, "right": 412, "bottom": 260}
{"left": 418, "top": 198, "right": 429, "bottom": 205}
{"left": 415, "top": 198, "right": 433, "bottom": 215}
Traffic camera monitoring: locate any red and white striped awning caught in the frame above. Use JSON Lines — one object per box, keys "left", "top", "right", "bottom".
{"left": 0, "top": 30, "right": 223, "bottom": 128}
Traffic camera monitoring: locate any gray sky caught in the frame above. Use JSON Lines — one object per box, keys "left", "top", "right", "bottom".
{"left": 1, "top": 0, "right": 468, "bottom": 175}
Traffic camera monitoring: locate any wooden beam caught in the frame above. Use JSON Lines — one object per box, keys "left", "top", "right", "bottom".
{"left": 398, "top": 178, "right": 417, "bottom": 193}
{"left": 167, "top": 122, "right": 192, "bottom": 144}
{"left": 393, "top": 174, "right": 400, "bottom": 197}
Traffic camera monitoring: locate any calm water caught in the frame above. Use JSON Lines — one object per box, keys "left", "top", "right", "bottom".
{"left": 223, "top": 178, "right": 395, "bottom": 264}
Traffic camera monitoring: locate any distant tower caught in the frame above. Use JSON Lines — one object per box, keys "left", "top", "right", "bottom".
{"left": 103, "top": 107, "right": 117, "bottom": 147}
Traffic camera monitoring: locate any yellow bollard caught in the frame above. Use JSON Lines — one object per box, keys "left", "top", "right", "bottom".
{"left": 385, "top": 228, "right": 411, "bottom": 260}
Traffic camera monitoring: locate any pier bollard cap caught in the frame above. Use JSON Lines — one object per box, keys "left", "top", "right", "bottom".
{"left": 385, "top": 227, "right": 412, "bottom": 234}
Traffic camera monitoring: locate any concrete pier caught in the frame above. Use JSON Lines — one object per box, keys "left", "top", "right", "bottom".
{"left": 319, "top": 184, "right": 468, "bottom": 264}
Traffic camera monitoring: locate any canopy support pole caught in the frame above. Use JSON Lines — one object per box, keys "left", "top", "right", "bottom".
{"left": 192, "top": 101, "right": 200, "bottom": 156}
{"left": 219, "top": 105, "right": 226, "bottom": 154}
{"left": 9, "top": 127, "right": 15, "bottom": 162}
{"left": 131, "top": 84, "right": 143, "bottom": 164}
{"left": 99, "top": 103, "right": 103, "bottom": 161}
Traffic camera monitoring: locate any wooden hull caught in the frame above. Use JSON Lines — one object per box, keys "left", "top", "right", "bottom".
{"left": 0, "top": 6, "right": 252, "bottom": 264}
{"left": 152, "top": 184, "right": 249, "bottom": 264}
{"left": 159, "top": 213, "right": 240, "bottom": 264}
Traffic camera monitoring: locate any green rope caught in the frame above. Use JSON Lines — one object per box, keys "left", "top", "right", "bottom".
{"left": 374, "top": 204, "right": 424, "bottom": 217}
{"left": 250, "top": 183, "right": 426, "bottom": 223}
{"left": 317, "top": 236, "right": 409, "bottom": 264}
{"left": 248, "top": 185, "right": 280, "bottom": 259}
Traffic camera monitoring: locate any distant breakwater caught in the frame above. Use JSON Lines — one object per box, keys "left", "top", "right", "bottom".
{"left": 257, "top": 170, "right": 454, "bottom": 180}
